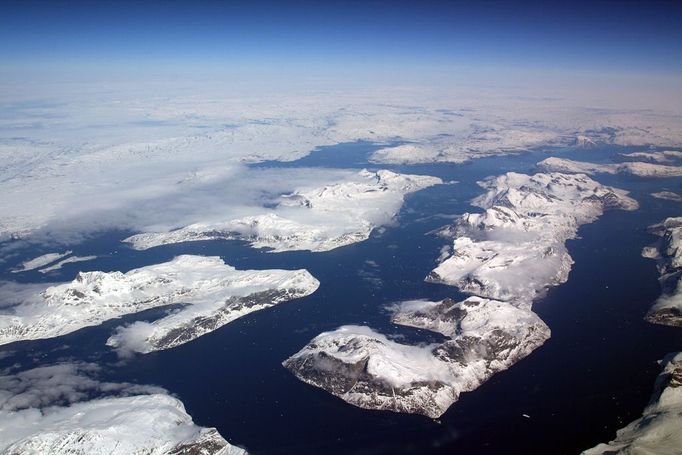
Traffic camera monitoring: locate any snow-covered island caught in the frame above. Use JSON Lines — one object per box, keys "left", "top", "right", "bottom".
{"left": 369, "top": 128, "right": 563, "bottom": 165}
{"left": 285, "top": 172, "right": 638, "bottom": 417}
{"left": 284, "top": 297, "right": 549, "bottom": 418}
{"left": 537, "top": 156, "right": 682, "bottom": 177}
{"left": 641, "top": 217, "right": 682, "bottom": 327}
{"left": 621, "top": 150, "right": 682, "bottom": 164}
{"left": 0, "top": 255, "right": 319, "bottom": 349}
{"left": 124, "top": 169, "right": 442, "bottom": 253}
{"left": 427, "top": 172, "right": 638, "bottom": 304}
{"left": 10, "top": 251, "right": 97, "bottom": 274}
{"left": 10, "top": 251, "right": 73, "bottom": 273}
{"left": 0, "top": 363, "right": 247, "bottom": 454}
{"left": 652, "top": 191, "right": 682, "bottom": 202}
{"left": 582, "top": 352, "right": 682, "bottom": 455}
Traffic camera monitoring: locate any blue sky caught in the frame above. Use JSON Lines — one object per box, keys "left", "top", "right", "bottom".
{"left": 1, "top": 0, "right": 682, "bottom": 85}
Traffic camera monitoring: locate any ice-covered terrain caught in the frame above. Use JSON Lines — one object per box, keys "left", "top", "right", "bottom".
{"left": 0, "top": 255, "right": 319, "bottom": 347}
{"left": 2, "top": 88, "right": 682, "bottom": 245}
{"left": 0, "top": 362, "right": 247, "bottom": 454}
{"left": 124, "top": 170, "right": 442, "bottom": 252}
{"left": 582, "top": 352, "right": 682, "bottom": 455}
{"left": 11, "top": 251, "right": 72, "bottom": 273}
{"left": 286, "top": 172, "right": 637, "bottom": 417}
{"left": 642, "top": 218, "right": 682, "bottom": 327}
{"left": 537, "top": 157, "right": 682, "bottom": 177}
{"left": 652, "top": 191, "right": 682, "bottom": 202}
{"left": 37, "top": 255, "right": 97, "bottom": 273}
{"left": 369, "top": 129, "right": 563, "bottom": 164}
{"left": 428, "top": 172, "right": 638, "bottom": 305}
{"left": 621, "top": 150, "right": 682, "bottom": 163}
{"left": 284, "top": 297, "right": 549, "bottom": 418}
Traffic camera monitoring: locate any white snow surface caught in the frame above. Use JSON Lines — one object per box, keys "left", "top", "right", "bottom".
{"left": 0, "top": 362, "right": 247, "bottom": 454}
{"left": 582, "top": 352, "right": 682, "bottom": 455}
{"left": 2, "top": 88, "right": 682, "bottom": 246}
{"left": 123, "top": 169, "right": 442, "bottom": 252}
{"left": 38, "top": 255, "right": 97, "bottom": 273}
{"left": 284, "top": 297, "right": 549, "bottom": 418}
{"left": 641, "top": 217, "right": 682, "bottom": 326}
{"left": 11, "top": 251, "right": 72, "bottom": 273}
{"left": 621, "top": 150, "right": 682, "bottom": 163}
{"left": 537, "top": 157, "right": 682, "bottom": 177}
{"left": 286, "top": 172, "right": 637, "bottom": 418}
{"left": 651, "top": 191, "right": 682, "bottom": 202}
{"left": 0, "top": 255, "right": 319, "bottom": 347}
{"left": 428, "top": 172, "right": 638, "bottom": 305}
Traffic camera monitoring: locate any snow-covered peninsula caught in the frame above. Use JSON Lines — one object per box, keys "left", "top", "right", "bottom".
{"left": 428, "top": 172, "right": 638, "bottom": 304}
{"left": 642, "top": 217, "right": 682, "bottom": 327}
{"left": 285, "top": 172, "right": 638, "bottom": 417}
{"left": 0, "top": 255, "right": 319, "bottom": 348}
{"left": 537, "top": 156, "right": 682, "bottom": 177}
{"left": 124, "top": 169, "right": 442, "bottom": 253}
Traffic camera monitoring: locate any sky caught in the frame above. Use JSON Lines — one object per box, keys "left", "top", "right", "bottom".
{"left": 1, "top": 0, "right": 682, "bottom": 90}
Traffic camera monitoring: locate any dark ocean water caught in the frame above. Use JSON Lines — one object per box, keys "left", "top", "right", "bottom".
{"left": 0, "top": 142, "right": 680, "bottom": 454}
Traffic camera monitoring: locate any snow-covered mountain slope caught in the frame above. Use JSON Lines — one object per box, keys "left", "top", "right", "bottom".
{"left": 124, "top": 169, "right": 442, "bottom": 252}
{"left": 284, "top": 297, "right": 549, "bottom": 418}
{"left": 582, "top": 352, "right": 682, "bottom": 455}
{"left": 428, "top": 172, "right": 638, "bottom": 305}
{"left": 285, "top": 172, "right": 637, "bottom": 418}
{"left": 0, "top": 363, "right": 247, "bottom": 454}
{"left": 642, "top": 218, "right": 682, "bottom": 327}
{"left": 0, "top": 255, "right": 319, "bottom": 347}
{"left": 537, "top": 157, "right": 682, "bottom": 177}
{"left": 2, "top": 394, "right": 246, "bottom": 455}
{"left": 621, "top": 150, "right": 682, "bottom": 163}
